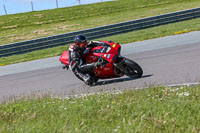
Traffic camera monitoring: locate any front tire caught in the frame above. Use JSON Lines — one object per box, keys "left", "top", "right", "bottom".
{"left": 121, "top": 58, "right": 143, "bottom": 78}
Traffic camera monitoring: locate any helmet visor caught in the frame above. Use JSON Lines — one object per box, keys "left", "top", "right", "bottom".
{"left": 75, "top": 41, "right": 87, "bottom": 48}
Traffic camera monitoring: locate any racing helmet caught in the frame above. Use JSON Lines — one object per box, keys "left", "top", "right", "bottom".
{"left": 74, "top": 35, "right": 88, "bottom": 48}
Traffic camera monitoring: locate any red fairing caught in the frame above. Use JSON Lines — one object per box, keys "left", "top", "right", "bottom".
{"left": 59, "top": 50, "right": 69, "bottom": 66}
{"left": 59, "top": 44, "right": 76, "bottom": 66}
{"left": 101, "top": 41, "right": 121, "bottom": 55}
{"left": 84, "top": 47, "right": 100, "bottom": 63}
{"left": 59, "top": 41, "right": 124, "bottom": 79}
{"left": 94, "top": 63, "right": 117, "bottom": 79}
{"left": 83, "top": 41, "right": 122, "bottom": 79}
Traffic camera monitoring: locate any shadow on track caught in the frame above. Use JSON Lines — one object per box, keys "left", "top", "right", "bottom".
{"left": 94, "top": 74, "right": 153, "bottom": 86}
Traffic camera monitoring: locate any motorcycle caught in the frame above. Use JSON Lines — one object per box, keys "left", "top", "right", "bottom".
{"left": 59, "top": 41, "right": 143, "bottom": 85}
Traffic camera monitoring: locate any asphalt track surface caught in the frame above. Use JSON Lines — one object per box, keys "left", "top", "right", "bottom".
{"left": 0, "top": 31, "right": 200, "bottom": 102}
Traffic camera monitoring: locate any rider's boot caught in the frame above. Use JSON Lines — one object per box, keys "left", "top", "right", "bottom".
{"left": 74, "top": 72, "right": 94, "bottom": 85}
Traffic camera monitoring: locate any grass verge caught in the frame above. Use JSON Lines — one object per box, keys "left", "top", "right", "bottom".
{"left": 0, "top": 17, "right": 200, "bottom": 65}
{"left": 0, "top": 85, "right": 200, "bottom": 132}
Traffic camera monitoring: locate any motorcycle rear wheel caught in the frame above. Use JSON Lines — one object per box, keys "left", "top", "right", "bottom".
{"left": 122, "top": 58, "right": 143, "bottom": 78}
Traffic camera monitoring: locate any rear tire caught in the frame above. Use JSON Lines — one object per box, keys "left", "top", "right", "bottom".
{"left": 122, "top": 58, "right": 143, "bottom": 78}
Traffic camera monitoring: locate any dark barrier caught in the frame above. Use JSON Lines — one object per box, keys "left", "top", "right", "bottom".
{"left": 0, "top": 8, "right": 200, "bottom": 57}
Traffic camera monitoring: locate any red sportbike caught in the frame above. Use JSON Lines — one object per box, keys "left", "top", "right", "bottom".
{"left": 59, "top": 41, "right": 143, "bottom": 85}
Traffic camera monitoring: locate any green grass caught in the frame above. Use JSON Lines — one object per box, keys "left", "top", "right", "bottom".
{"left": 1, "top": 85, "right": 200, "bottom": 132}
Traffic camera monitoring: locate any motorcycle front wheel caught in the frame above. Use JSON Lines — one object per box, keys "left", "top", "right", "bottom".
{"left": 122, "top": 58, "right": 143, "bottom": 78}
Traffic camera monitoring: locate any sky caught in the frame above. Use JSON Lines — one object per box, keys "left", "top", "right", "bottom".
{"left": 0, "top": 0, "right": 108, "bottom": 16}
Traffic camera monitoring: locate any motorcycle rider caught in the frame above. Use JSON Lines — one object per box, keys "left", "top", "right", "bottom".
{"left": 68, "top": 35, "right": 110, "bottom": 85}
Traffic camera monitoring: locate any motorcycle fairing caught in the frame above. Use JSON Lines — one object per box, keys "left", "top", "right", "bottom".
{"left": 59, "top": 41, "right": 124, "bottom": 79}
{"left": 84, "top": 45, "right": 122, "bottom": 79}
{"left": 101, "top": 41, "right": 121, "bottom": 55}
{"left": 59, "top": 50, "right": 69, "bottom": 66}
